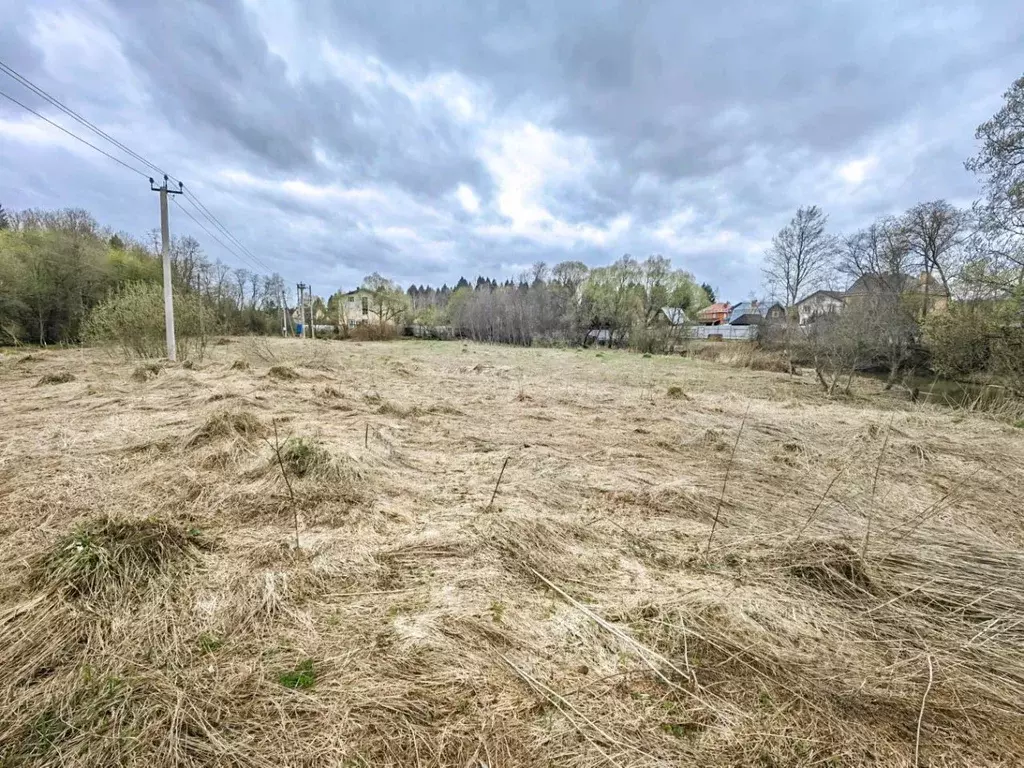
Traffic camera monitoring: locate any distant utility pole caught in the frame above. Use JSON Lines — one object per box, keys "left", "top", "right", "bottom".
{"left": 150, "top": 175, "right": 183, "bottom": 360}
{"left": 296, "top": 283, "right": 307, "bottom": 338}
{"left": 309, "top": 285, "right": 316, "bottom": 339}
{"left": 280, "top": 290, "right": 288, "bottom": 336}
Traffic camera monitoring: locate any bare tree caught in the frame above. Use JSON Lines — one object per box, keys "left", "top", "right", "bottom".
{"left": 763, "top": 206, "right": 837, "bottom": 306}
{"left": 839, "top": 217, "right": 912, "bottom": 285}
{"left": 232, "top": 268, "right": 249, "bottom": 311}
{"left": 902, "top": 201, "right": 966, "bottom": 315}
{"left": 802, "top": 309, "right": 874, "bottom": 396}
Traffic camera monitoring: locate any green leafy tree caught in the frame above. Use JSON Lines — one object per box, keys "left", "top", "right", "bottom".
{"left": 966, "top": 74, "right": 1024, "bottom": 296}
{"left": 362, "top": 272, "right": 409, "bottom": 328}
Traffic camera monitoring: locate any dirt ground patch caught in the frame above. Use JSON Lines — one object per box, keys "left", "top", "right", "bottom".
{"left": 1, "top": 338, "right": 1022, "bottom": 766}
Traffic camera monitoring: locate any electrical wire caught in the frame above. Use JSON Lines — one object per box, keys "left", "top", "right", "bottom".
{"left": 0, "top": 57, "right": 178, "bottom": 184}
{"left": 0, "top": 60, "right": 276, "bottom": 275}
{"left": 0, "top": 87, "right": 150, "bottom": 179}
{"left": 182, "top": 187, "right": 274, "bottom": 273}
{"left": 171, "top": 197, "right": 268, "bottom": 275}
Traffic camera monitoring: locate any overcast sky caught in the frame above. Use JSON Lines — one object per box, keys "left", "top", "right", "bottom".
{"left": 1, "top": 0, "right": 1021, "bottom": 299}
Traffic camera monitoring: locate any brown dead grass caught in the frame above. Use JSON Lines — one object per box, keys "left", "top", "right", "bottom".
{"left": 0, "top": 337, "right": 1022, "bottom": 766}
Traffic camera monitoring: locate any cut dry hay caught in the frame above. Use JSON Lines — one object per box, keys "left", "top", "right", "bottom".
{"left": 276, "top": 436, "right": 335, "bottom": 478}
{"left": 2, "top": 337, "right": 1024, "bottom": 766}
{"left": 267, "top": 364, "right": 298, "bottom": 380}
{"left": 28, "top": 516, "right": 209, "bottom": 599}
{"left": 35, "top": 370, "right": 75, "bottom": 386}
{"left": 130, "top": 361, "right": 162, "bottom": 382}
{"left": 185, "top": 408, "right": 267, "bottom": 447}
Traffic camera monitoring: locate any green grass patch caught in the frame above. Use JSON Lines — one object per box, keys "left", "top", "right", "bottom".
{"left": 279, "top": 436, "right": 333, "bottom": 478}
{"left": 279, "top": 659, "right": 316, "bottom": 689}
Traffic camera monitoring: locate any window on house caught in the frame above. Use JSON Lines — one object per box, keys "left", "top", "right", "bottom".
{"left": 361, "top": 297, "right": 369, "bottom": 315}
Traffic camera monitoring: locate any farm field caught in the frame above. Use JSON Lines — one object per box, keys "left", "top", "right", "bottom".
{"left": 1, "top": 337, "right": 1022, "bottom": 767}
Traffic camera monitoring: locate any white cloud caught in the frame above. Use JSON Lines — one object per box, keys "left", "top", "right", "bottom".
{"left": 476, "top": 121, "right": 630, "bottom": 246}
{"left": 456, "top": 183, "right": 480, "bottom": 213}
{"left": 837, "top": 156, "right": 877, "bottom": 185}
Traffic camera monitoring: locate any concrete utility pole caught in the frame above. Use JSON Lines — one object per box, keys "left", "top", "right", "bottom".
{"left": 150, "top": 175, "right": 183, "bottom": 360}
{"left": 281, "top": 290, "right": 288, "bottom": 336}
{"left": 308, "top": 285, "right": 316, "bottom": 339}
{"left": 296, "top": 283, "right": 307, "bottom": 338}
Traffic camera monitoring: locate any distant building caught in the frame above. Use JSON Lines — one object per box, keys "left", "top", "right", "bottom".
{"left": 656, "top": 307, "right": 688, "bottom": 327}
{"left": 795, "top": 290, "right": 846, "bottom": 325}
{"left": 846, "top": 273, "right": 949, "bottom": 315}
{"left": 339, "top": 289, "right": 380, "bottom": 328}
{"left": 792, "top": 273, "right": 950, "bottom": 326}
{"left": 697, "top": 302, "right": 732, "bottom": 325}
{"left": 728, "top": 300, "right": 785, "bottom": 325}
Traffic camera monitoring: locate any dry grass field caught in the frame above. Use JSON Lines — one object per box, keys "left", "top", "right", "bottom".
{"left": 1, "top": 337, "right": 1022, "bottom": 767}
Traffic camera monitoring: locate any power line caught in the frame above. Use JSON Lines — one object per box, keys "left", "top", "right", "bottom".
{"left": 182, "top": 187, "right": 273, "bottom": 273}
{"left": 0, "top": 87, "right": 149, "bottom": 178}
{"left": 171, "top": 197, "right": 265, "bottom": 273}
{"left": 0, "top": 61, "right": 276, "bottom": 277}
{"left": 0, "top": 58, "right": 177, "bottom": 184}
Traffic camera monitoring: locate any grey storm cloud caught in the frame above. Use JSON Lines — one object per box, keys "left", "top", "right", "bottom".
{"left": 0, "top": 0, "right": 1022, "bottom": 298}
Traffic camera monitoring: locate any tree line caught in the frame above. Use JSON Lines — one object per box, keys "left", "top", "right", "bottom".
{"left": 759, "top": 74, "right": 1024, "bottom": 395}
{"left": 0, "top": 207, "right": 288, "bottom": 346}
{"left": 399, "top": 256, "right": 710, "bottom": 349}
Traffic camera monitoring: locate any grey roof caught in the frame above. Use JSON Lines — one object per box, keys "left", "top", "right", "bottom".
{"left": 846, "top": 273, "right": 948, "bottom": 296}
{"left": 660, "top": 307, "right": 688, "bottom": 326}
{"left": 847, "top": 274, "right": 917, "bottom": 295}
{"left": 729, "top": 301, "right": 767, "bottom": 323}
{"left": 796, "top": 289, "right": 847, "bottom": 305}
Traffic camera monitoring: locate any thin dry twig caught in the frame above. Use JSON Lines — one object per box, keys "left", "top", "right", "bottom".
{"left": 915, "top": 654, "right": 935, "bottom": 768}
{"left": 705, "top": 403, "right": 750, "bottom": 556}
{"left": 267, "top": 417, "right": 300, "bottom": 549}
{"left": 500, "top": 654, "right": 632, "bottom": 768}
{"left": 862, "top": 413, "right": 894, "bottom": 561}
{"left": 488, "top": 456, "right": 510, "bottom": 509}
{"left": 792, "top": 464, "right": 848, "bottom": 543}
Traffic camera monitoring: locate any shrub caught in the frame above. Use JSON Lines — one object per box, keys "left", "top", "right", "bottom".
{"left": 925, "top": 303, "right": 1024, "bottom": 395}
{"left": 924, "top": 308, "right": 992, "bottom": 379}
{"left": 84, "top": 281, "right": 206, "bottom": 361}
{"left": 666, "top": 385, "right": 688, "bottom": 399}
{"left": 349, "top": 323, "right": 398, "bottom": 342}
{"left": 628, "top": 325, "right": 684, "bottom": 355}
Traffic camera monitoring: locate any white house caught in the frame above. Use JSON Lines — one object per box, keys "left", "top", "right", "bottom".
{"left": 794, "top": 290, "right": 846, "bottom": 325}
